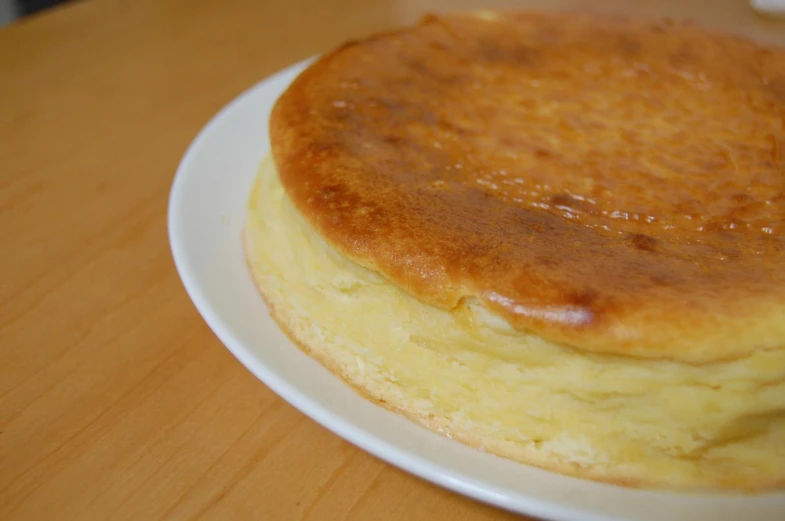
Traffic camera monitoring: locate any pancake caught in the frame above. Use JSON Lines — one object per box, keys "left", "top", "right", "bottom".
{"left": 247, "top": 10, "right": 785, "bottom": 488}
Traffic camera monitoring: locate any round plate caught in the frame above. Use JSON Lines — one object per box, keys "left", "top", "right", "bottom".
{"left": 168, "top": 59, "right": 785, "bottom": 521}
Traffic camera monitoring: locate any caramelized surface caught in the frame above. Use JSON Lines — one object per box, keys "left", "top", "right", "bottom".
{"left": 270, "top": 11, "right": 785, "bottom": 361}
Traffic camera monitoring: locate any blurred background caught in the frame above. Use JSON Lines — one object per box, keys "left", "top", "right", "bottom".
{"left": 1, "top": 0, "right": 782, "bottom": 28}
{"left": 0, "top": 0, "right": 69, "bottom": 26}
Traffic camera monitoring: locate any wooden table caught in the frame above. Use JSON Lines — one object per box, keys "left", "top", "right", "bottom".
{"left": 1, "top": 1, "right": 783, "bottom": 520}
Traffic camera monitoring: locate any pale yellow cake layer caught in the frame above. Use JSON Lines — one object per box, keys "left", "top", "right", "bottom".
{"left": 245, "top": 157, "right": 785, "bottom": 489}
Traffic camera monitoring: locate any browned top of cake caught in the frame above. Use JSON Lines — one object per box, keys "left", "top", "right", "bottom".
{"left": 270, "top": 10, "right": 785, "bottom": 362}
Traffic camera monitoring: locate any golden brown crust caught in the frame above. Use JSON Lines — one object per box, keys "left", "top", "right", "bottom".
{"left": 270, "top": 10, "right": 785, "bottom": 362}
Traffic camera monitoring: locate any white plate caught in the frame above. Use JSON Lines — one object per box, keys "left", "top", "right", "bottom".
{"left": 168, "top": 59, "right": 785, "bottom": 521}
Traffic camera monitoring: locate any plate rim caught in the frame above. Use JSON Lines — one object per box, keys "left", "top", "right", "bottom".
{"left": 167, "top": 61, "right": 581, "bottom": 520}
{"left": 167, "top": 59, "right": 785, "bottom": 521}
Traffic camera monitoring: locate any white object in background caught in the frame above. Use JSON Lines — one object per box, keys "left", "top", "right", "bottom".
{"left": 751, "top": 0, "right": 785, "bottom": 17}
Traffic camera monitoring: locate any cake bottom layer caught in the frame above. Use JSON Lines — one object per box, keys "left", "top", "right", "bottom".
{"left": 244, "top": 157, "right": 785, "bottom": 490}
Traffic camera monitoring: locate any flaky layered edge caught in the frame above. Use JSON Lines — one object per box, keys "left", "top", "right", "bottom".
{"left": 243, "top": 158, "right": 785, "bottom": 490}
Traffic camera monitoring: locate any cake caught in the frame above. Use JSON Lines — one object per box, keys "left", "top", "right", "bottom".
{"left": 245, "top": 10, "right": 785, "bottom": 489}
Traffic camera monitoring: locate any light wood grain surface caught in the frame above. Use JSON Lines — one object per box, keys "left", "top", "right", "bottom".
{"left": 0, "top": 1, "right": 782, "bottom": 520}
